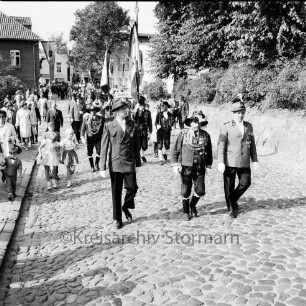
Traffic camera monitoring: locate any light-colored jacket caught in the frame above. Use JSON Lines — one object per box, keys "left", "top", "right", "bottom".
{"left": 217, "top": 120, "right": 258, "bottom": 168}
{"left": 0, "top": 122, "right": 17, "bottom": 158}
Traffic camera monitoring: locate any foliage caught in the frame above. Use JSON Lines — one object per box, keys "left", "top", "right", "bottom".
{"left": 142, "top": 79, "right": 170, "bottom": 101}
{"left": 150, "top": 1, "right": 306, "bottom": 79}
{"left": 49, "top": 32, "right": 68, "bottom": 55}
{"left": 69, "top": 1, "right": 130, "bottom": 72}
{"left": 0, "top": 56, "right": 22, "bottom": 101}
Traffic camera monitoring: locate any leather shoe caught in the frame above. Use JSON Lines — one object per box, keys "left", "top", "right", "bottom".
{"left": 191, "top": 207, "right": 198, "bottom": 218}
{"left": 116, "top": 220, "right": 123, "bottom": 229}
{"left": 163, "top": 154, "right": 167, "bottom": 161}
{"left": 122, "top": 207, "right": 132, "bottom": 223}
{"left": 91, "top": 167, "right": 96, "bottom": 172}
{"left": 230, "top": 209, "right": 239, "bottom": 218}
{"left": 141, "top": 156, "right": 147, "bottom": 163}
{"left": 183, "top": 213, "right": 190, "bottom": 221}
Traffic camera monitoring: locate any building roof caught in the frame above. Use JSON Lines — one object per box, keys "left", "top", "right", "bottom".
{"left": 0, "top": 11, "right": 40, "bottom": 41}
{"left": 10, "top": 16, "right": 32, "bottom": 26}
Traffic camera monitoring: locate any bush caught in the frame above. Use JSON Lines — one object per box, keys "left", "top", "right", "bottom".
{"left": 172, "top": 58, "right": 306, "bottom": 110}
{"left": 142, "top": 79, "right": 170, "bottom": 101}
{"left": 173, "top": 69, "right": 223, "bottom": 104}
{"left": 0, "top": 75, "right": 22, "bottom": 101}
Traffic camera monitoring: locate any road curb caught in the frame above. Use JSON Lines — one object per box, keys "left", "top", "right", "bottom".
{"left": 0, "top": 159, "right": 37, "bottom": 271}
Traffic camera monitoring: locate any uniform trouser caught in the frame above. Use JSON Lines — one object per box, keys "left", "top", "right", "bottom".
{"left": 138, "top": 129, "right": 149, "bottom": 151}
{"left": 87, "top": 135, "right": 101, "bottom": 167}
{"left": 223, "top": 166, "right": 251, "bottom": 211}
{"left": 71, "top": 121, "right": 82, "bottom": 142}
{"left": 6, "top": 175, "right": 17, "bottom": 195}
{"left": 181, "top": 165, "right": 206, "bottom": 199}
{"left": 110, "top": 171, "right": 138, "bottom": 221}
{"left": 157, "top": 129, "right": 171, "bottom": 150}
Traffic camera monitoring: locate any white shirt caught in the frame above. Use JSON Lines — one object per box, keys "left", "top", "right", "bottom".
{"left": 116, "top": 117, "right": 126, "bottom": 132}
{"left": 235, "top": 120, "right": 244, "bottom": 137}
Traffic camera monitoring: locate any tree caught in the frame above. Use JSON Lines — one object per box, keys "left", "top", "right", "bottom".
{"left": 69, "top": 1, "right": 130, "bottom": 73}
{"left": 49, "top": 32, "right": 68, "bottom": 55}
{"left": 150, "top": 0, "right": 306, "bottom": 77}
{"left": 142, "top": 79, "right": 170, "bottom": 101}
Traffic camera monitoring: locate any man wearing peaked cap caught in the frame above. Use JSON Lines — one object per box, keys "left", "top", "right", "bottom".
{"left": 100, "top": 97, "right": 141, "bottom": 229}
{"left": 217, "top": 94, "right": 259, "bottom": 218}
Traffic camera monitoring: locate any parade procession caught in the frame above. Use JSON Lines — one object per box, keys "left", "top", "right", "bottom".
{"left": 1, "top": 1, "right": 306, "bottom": 306}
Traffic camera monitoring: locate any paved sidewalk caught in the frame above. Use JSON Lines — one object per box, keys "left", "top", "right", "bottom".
{"left": 0, "top": 131, "right": 41, "bottom": 270}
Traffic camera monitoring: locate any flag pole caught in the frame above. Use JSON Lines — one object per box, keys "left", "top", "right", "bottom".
{"left": 135, "top": 1, "right": 140, "bottom": 104}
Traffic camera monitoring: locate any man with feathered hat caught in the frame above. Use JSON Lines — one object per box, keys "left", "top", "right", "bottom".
{"left": 133, "top": 95, "right": 152, "bottom": 162}
{"left": 155, "top": 100, "right": 174, "bottom": 165}
{"left": 217, "top": 94, "right": 259, "bottom": 218}
{"left": 171, "top": 110, "right": 213, "bottom": 221}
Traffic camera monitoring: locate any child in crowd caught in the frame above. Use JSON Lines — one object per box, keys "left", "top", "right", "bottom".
{"left": 60, "top": 128, "right": 79, "bottom": 187}
{"left": 37, "top": 131, "right": 61, "bottom": 190}
{"left": 1, "top": 147, "right": 22, "bottom": 200}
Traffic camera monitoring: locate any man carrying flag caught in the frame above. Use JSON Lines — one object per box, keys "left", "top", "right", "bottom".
{"left": 129, "top": 20, "right": 143, "bottom": 101}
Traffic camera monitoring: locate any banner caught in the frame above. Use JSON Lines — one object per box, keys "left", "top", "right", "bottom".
{"left": 41, "top": 41, "right": 56, "bottom": 83}
{"left": 100, "top": 49, "right": 109, "bottom": 94}
{"left": 128, "top": 21, "right": 144, "bottom": 100}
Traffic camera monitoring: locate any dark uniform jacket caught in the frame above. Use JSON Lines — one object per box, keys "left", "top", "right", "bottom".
{"left": 100, "top": 118, "right": 141, "bottom": 172}
{"left": 217, "top": 120, "right": 258, "bottom": 168}
{"left": 133, "top": 108, "right": 153, "bottom": 133}
{"left": 171, "top": 129, "right": 213, "bottom": 168}
{"left": 46, "top": 109, "right": 63, "bottom": 132}
{"left": 155, "top": 111, "right": 174, "bottom": 131}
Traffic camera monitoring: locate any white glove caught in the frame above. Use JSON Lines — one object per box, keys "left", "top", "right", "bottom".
{"left": 156, "top": 124, "right": 161, "bottom": 130}
{"left": 252, "top": 162, "right": 259, "bottom": 172}
{"left": 217, "top": 163, "right": 225, "bottom": 173}
{"left": 81, "top": 137, "right": 86, "bottom": 144}
{"left": 100, "top": 170, "right": 107, "bottom": 178}
{"left": 172, "top": 165, "right": 181, "bottom": 177}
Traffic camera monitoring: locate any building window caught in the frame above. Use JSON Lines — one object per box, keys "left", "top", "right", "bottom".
{"left": 10, "top": 50, "right": 20, "bottom": 67}
{"left": 56, "top": 62, "right": 62, "bottom": 73}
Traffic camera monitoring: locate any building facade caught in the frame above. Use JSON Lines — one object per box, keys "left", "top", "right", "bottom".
{"left": 0, "top": 11, "right": 40, "bottom": 89}
{"left": 40, "top": 52, "right": 73, "bottom": 85}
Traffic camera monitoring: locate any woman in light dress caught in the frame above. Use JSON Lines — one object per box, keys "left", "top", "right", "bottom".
{"left": 15, "top": 102, "right": 35, "bottom": 150}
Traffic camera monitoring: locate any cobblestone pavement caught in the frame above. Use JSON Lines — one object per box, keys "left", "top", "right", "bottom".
{"left": 0, "top": 99, "right": 306, "bottom": 306}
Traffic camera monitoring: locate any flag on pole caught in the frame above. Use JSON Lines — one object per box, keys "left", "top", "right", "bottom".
{"left": 128, "top": 21, "right": 143, "bottom": 100}
{"left": 100, "top": 49, "right": 109, "bottom": 94}
{"left": 41, "top": 41, "right": 56, "bottom": 83}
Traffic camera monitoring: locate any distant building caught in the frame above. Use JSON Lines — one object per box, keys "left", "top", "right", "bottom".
{"left": 110, "top": 33, "right": 155, "bottom": 94}
{"left": 0, "top": 11, "right": 41, "bottom": 89}
{"left": 39, "top": 51, "right": 73, "bottom": 85}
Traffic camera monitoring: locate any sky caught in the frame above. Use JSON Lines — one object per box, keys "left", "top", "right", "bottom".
{"left": 0, "top": 1, "right": 158, "bottom": 46}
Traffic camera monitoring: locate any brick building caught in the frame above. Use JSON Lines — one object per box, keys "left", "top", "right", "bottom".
{"left": 0, "top": 11, "right": 41, "bottom": 89}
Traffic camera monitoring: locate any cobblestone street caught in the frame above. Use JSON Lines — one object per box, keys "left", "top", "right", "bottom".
{"left": 0, "top": 99, "right": 306, "bottom": 306}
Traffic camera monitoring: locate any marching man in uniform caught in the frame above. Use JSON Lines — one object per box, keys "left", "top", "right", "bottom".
{"left": 155, "top": 101, "right": 174, "bottom": 165}
{"left": 81, "top": 104, "right": 104, "bottom": 172}
{"left": 217, "top": 95, "right": 259, "bottom": 218}
{"left": 100, "top": 98, "right": 141, "bottom": 229}
{"left": 133, "top": 95, "right": 152, "bottom": 163}
{"left": 171, "top": 110, "right": 213, "bottom": 221}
